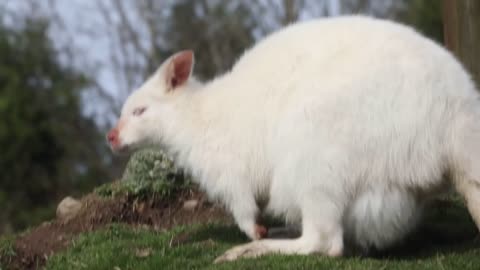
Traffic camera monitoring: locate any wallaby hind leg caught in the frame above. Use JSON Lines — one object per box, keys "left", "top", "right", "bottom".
{"left": 451, "top": 112, "right": 480, "bottom": 231}
{"left": 453, "top": 138, "right": 480, "bottom": 229}
{"left": 456, "top": 178, "right": 480, "bottom": 230}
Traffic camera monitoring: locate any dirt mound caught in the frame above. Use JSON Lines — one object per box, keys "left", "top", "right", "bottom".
{"left": 3, "top": 189, "right": 230, "bottom": 270}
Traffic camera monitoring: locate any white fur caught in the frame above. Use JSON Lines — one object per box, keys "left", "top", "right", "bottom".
{"left": 112, "top": 16, "right": 480, "bottom": 261}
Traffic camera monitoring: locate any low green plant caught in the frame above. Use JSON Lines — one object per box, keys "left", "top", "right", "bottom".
{"left": 0, "top": 235, "right": 16, "bottom": 269}
{"left": 95, "top": 150, "right": 191, "bottom": 199}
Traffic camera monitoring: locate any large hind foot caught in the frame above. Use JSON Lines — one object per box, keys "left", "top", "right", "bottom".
{"left": 214, "top": 236, "right": 342, "bottom": 263}
{"left": 215, "top": 200, "right": 344, "bottom": 263}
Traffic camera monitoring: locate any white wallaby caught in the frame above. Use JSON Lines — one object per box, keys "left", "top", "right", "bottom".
{"left": 107, "top": 16, "right": 480, "bottom": 262}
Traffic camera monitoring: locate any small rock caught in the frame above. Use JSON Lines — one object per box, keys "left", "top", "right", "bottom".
{"left": 134, "top": 248, "right": 152, "bottom": 258}
{"left": 56, "top": 196, "right": 82, "bottom": 221}
{"left": 183, "top": 199, "right": 199, "bottom": 211}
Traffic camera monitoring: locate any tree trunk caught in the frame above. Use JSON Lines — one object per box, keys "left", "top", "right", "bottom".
{"left": 443, "top": 0, "right": 480, "bottom": 87}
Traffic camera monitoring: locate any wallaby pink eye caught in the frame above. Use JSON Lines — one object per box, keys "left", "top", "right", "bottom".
{"left": 132, "top": 107, "right": 147, "bottom": 116}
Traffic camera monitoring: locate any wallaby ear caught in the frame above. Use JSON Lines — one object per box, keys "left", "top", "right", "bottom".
{"left": 165, "top": 50, "right": 194, "bottom": 91}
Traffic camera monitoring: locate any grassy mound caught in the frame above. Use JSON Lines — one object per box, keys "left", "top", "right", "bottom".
{"left": 45, "top": 199, "right": 480, "bottom": 270}
{"left": 0, "top": 197, "right": 476, "bottom": 270}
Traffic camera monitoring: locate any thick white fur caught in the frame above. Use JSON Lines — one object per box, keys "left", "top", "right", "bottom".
{"left": 113, "top": 16, "right": 480, "bottom": 261}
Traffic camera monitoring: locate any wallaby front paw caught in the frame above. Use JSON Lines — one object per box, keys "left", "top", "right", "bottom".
{"left": 254, "top": 224, "right": 268, "bottom": 239}
{"left": 214, "top": 242, "right": 267, "bottom": 263}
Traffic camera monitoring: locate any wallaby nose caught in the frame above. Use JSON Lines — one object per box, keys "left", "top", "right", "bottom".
{"left": 106, "top": 129, "right": 118, "bottom": 144}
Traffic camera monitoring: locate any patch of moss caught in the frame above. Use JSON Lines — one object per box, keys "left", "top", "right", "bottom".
{"left": 95, "top": 150, "right": 192, "bottom": 199}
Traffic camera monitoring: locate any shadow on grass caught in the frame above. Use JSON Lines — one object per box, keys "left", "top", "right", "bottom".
{"left": 371, "top": 199, "right": 479, "bottom": 260}
{"left": 173, "top": 224, "right": 247, "bottom": 246}
{"left": 185, "top": 199, "right": 480, "bottom": 262}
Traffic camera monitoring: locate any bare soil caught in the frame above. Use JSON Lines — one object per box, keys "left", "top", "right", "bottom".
{"left": 2, "top": 189, "right": 231, "bottom": 270}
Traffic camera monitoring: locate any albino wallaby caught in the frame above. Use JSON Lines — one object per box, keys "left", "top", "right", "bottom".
{"left": 107, "top": 16, "right": 480, "bottom": 262}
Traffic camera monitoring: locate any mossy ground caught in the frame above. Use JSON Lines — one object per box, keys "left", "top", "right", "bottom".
{"left": 41, "top": 199, "right": 480, "bottom": 270}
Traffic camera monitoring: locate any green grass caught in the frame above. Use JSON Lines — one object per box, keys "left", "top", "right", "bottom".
{"left": 45, "top": 200, "right": 480, "bottom": 270}
{"left": 0, "top": 234, "right": 16, "bottom": 270}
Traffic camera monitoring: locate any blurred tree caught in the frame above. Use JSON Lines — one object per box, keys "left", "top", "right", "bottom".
{"left": 443, "top": 0, "right": 480, "bottom": 87}
{"left": 339, "top": 0, "right": 404, "bottom": 17}
{"left": 396, "top": 0, "right": 444, "bottom": 43}
{"left": 0, "top": 17, "right": 110, "bottom": 233}
{"left": 95, "top": 0, "right": 259, "bottom": 87}
{"left": 166, "top": 1, "right": 258, "bottom": 79}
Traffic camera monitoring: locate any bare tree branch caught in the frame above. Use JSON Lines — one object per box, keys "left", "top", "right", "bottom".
{"left": 111, "top": 0, "right": 151, "bottom": 60}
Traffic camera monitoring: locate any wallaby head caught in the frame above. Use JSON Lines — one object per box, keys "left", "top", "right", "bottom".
{"left": 107, "top": 50, "right": 196, "bottom": 153}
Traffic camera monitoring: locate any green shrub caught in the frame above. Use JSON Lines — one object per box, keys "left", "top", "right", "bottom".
{"left": 95, "top": 150, "right": 191, "bottom": 199}
{"left": 122, "top": 150, "right": 180, "bottom": 182}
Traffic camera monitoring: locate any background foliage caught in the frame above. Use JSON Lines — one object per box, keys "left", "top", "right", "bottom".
{"left": 0, "top": 18, "right": 111, "bottom": 233}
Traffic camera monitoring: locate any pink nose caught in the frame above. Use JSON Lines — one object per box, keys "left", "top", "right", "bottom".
{"left": 106, "top": 129, "right": 119, "bottom": 146}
